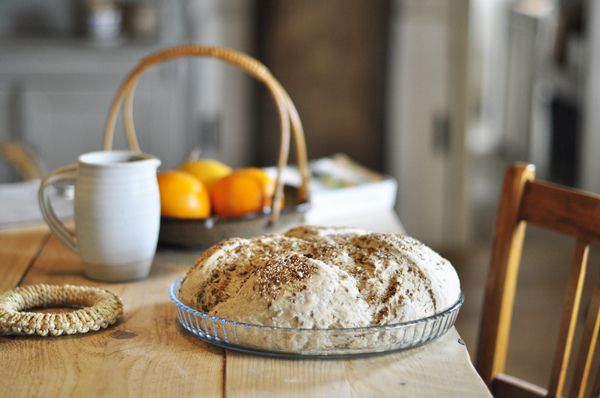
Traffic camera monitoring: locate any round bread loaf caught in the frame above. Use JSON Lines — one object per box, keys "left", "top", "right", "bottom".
{"left": 179, "top": 226, "right": 460, "bottom": 328}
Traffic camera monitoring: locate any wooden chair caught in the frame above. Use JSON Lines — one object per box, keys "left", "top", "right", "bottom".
{"left": 0, "top": 142, "right": 43, "bottom": 180}
{"left": 476, "top": 163, "right": 600, "bottom": 398}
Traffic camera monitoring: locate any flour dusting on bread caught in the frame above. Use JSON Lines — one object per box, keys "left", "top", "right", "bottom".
{"left": 179, "top": 226, "right": 461, "bottom": 328}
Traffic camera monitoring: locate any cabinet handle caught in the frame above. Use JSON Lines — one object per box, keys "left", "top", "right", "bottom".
{"left": 432, "top": 111, "right": 451, "bottom": 155}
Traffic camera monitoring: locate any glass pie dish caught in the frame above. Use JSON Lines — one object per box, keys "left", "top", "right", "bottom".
{"left": 170, "top": 279, "right": 464, "bottom": 358}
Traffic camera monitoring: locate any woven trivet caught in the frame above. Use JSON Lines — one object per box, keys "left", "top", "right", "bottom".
{"left": 0, "top": 284, "right": 123, "bottom": 336}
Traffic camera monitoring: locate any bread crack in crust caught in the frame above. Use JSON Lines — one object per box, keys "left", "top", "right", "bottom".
{"left": 179, "top": 226, "right": 461, "bottom": 329}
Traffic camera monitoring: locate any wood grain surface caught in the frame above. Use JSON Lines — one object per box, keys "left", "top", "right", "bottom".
{"left": 0, "top": 225, "right": 49, "bottom": 291}
{"left": 520, "top": 180, "right": 600, "bottom": 244}
{"left": 225, "top": 329, "right": 488, "bottom": 398}
{"left": 0, "top": 232, "right": 223, "bottom": 398}
{"left": 0, "top": 213, "right": 491, "bottom": 397}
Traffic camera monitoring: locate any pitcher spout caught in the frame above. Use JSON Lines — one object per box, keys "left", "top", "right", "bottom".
{"left": 149, "top": 157, "right": 161, "bottom": 170}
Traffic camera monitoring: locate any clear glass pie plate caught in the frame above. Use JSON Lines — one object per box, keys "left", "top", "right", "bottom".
{"left": 169, "top": 279, "right": 464, "bottom": 358}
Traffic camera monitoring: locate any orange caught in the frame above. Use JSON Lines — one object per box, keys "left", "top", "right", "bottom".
{"left": 209, "top": 172, "right": 265, "bottom": 217}
{"left": 157, "top": 170, "right": 211, "bottom": 218}
{"left": 234, "top": 168, "right": 275, "bottom": 206}
{"left": 179, "top": 159, "right": 232, "bottom": 191}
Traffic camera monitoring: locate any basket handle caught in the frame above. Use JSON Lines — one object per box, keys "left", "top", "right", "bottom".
{"left": 102, "top": 45, "right": 310, "bottom": 224}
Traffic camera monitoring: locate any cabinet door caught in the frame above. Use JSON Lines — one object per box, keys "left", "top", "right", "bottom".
{"left": 19, "top": 76, "right": 118, "bottom": 170}
{"left": 387, "top": 0, "right": 469, "bottom": 247}
{"left": 17, "top": 68, "right": 185, "bottom": 171}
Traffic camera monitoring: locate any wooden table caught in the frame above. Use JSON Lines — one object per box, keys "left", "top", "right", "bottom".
{"left": 0, "top": 211, "right": 491, "bottom": 397}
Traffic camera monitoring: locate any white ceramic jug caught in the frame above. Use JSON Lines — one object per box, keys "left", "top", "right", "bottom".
{"left": 38, "top": 150, "right": 161, "bottom": 282}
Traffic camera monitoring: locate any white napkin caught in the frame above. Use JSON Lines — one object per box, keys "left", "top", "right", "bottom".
{"left": 0, "top": 180, "right": 73, "bottom": 228}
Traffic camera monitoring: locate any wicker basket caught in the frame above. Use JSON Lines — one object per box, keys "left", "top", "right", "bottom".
{"left": 103, "top": 45, "right": 310, "bottom": 248}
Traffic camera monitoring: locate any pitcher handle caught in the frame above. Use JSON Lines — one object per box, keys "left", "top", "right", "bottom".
{"left": 38, "top": 164, "right": 78, "bottom": 253}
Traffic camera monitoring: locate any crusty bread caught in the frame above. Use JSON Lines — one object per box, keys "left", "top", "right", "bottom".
{"left": 179, "top": 226, "right": 461, "bottom": 329}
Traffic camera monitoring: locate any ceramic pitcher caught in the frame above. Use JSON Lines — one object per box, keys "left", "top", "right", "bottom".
{"left": 38, "top": 150, "right": 161, "bottom": 282}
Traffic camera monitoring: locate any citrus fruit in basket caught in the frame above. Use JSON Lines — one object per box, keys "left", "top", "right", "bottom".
{"left": 157, "top": 171, "right": 211, "bottom": 218}
{"left": 210, "top": 171, "right": 268, "bottom": 218}
{"left": 179, "top": 159, "right": 232, "bottom": 191}
{"left": 234, "top": 168, "right": 275, "bottom": 206}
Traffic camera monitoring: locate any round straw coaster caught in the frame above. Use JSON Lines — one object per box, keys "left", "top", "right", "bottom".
{"left": 0, "top": 284, "right": 123, "bottom": 337}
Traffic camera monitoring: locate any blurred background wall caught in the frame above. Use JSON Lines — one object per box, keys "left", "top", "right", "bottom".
{"left": 0, "top": 0, "right": 595, "bottom": 250}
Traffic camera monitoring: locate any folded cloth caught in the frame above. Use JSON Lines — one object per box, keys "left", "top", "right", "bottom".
{"left": 0, "top": 180, "right": 73, "bottom": 228}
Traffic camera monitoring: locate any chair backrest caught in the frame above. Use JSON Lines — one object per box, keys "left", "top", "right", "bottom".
{"left": 476, "top": 163, "right": 600, "bottom": 398}
{"left": 0, "top": 142, "right": 43, "bottom": 180}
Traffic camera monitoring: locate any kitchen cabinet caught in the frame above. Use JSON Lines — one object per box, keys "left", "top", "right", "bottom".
{"left": 387, "top": 0, "right": 470, "bottom": 247}
{"left": 0, "top": 0, "right": 256, "bottom": 180}
{"left": 0, "top": 41, "right": 188, "bottom": 172}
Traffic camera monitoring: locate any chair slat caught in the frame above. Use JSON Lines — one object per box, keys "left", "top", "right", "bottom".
{"left": 592, "top": 365, "right": 600, "bottom": 398}
{"left": 569, "top": 274, "right": 600, "bottom": 398}
{"left": 547, "top": 239, "right": 590, "bottom": 398}
{"left": 476, "top": 164, "right": 535, "bottom": 385}
{"left": 492, "top": 373, "right": 546, "bottom": 398}
{"left": 520, "top": 180, "right": 600, "bottom": 244}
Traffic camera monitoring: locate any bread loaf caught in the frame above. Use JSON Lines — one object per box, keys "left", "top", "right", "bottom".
{"left": 179, "top": 226, "right": 461, "bottom": 329}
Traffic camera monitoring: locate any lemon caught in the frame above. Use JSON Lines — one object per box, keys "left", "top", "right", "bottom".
{"left": 179, "top": 159, "right": 232, "bottom": 191}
